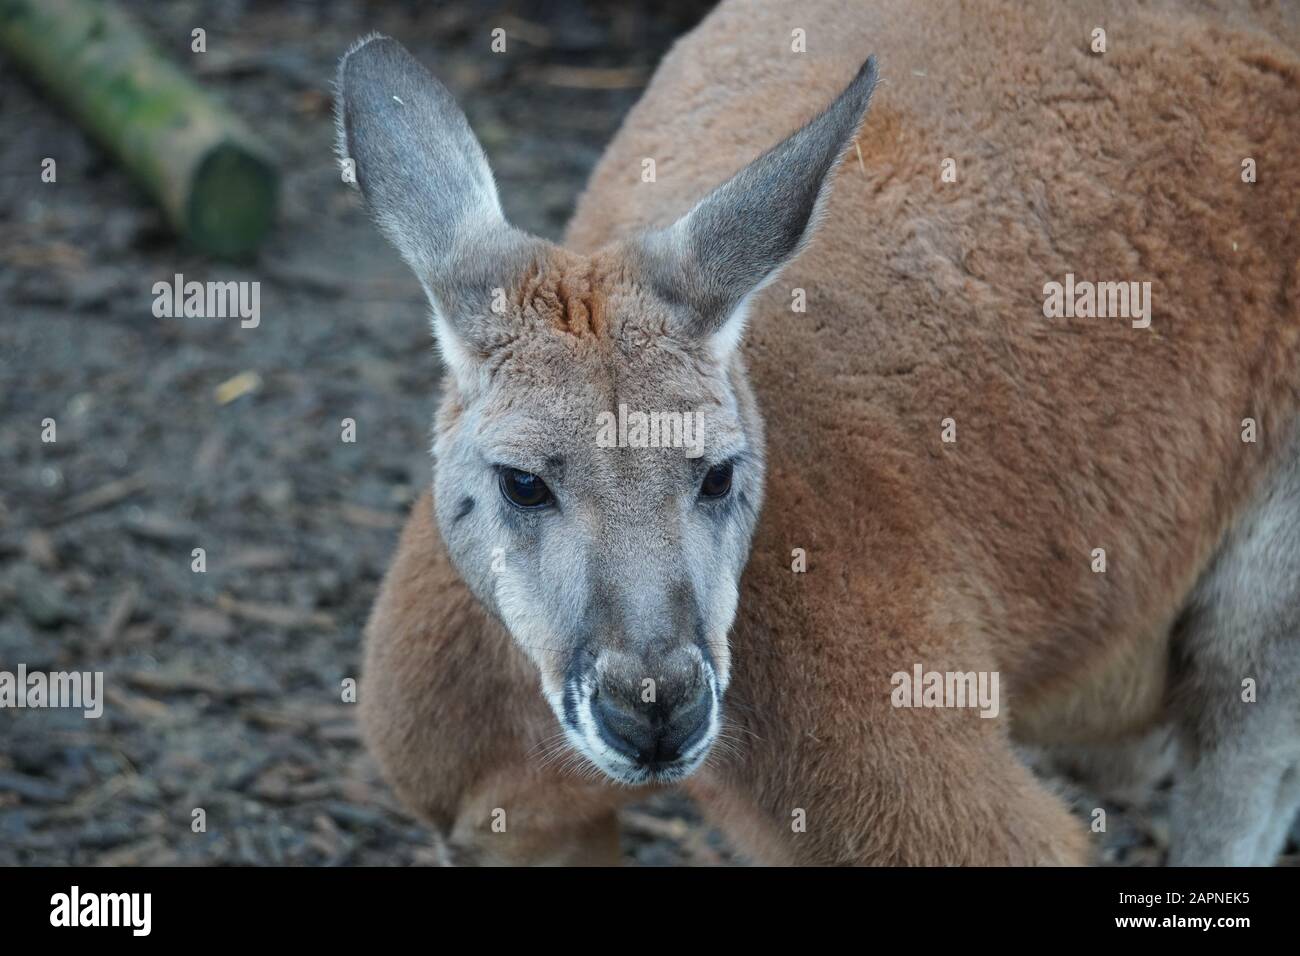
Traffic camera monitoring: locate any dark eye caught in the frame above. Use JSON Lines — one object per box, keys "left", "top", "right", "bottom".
{"left": 700, "top": 461, "right": 733, "bottom": 499}
{"left": 499, "top": 467, "right": 554, "bottom": 510}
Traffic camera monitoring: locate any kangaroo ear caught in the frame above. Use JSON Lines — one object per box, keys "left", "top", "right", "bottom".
{"left": 634, "top": 56, "right": 878, "bottom": 360}
{"left": 335, "top": 35, "right": 540, "bottom": 386}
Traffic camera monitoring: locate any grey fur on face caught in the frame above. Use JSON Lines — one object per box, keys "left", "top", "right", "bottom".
{"left": 337, "top": 35, "right": 876, "bottom": 784}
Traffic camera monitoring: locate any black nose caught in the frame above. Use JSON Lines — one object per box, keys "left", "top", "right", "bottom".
{"left": 591, "top": 677, "right": 712, "bottom": 768}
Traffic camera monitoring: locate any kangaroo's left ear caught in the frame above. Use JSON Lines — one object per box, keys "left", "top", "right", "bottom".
{"left": 632, "top": 56, "right": 878, "bottom": 360}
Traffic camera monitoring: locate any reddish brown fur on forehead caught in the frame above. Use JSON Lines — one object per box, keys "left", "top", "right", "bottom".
{"left": 512, "top": 250, "right": 611, "bottom": 339}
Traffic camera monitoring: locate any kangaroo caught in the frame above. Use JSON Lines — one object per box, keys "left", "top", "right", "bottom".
{"left": 338, "top": 0, "right": 1300, "bottom": 865}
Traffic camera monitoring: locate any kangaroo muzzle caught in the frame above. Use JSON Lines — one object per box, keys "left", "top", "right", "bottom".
{"left": 566, "top": 645, "right": 719, "bottom": 784}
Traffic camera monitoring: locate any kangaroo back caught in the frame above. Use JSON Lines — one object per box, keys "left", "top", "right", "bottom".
{"left": 568, "top": 0, "right": 1300, "bottom": 726}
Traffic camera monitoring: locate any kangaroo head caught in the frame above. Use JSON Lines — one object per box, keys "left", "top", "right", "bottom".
{"left": 337, "top": 35, "right": 876, "bottom": 785}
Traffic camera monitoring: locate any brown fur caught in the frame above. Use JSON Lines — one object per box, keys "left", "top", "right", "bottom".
{"left": 362, "top": 0, "right": 1300, "bottom": 864}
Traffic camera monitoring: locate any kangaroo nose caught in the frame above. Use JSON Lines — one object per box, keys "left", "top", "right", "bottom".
{"left": 591, "top": 672, "right": 712, "bottom": 768}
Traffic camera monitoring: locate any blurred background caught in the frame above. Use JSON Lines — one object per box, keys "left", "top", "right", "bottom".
{"left": 2, "top": 0, "right": 1293, "bottom": 867}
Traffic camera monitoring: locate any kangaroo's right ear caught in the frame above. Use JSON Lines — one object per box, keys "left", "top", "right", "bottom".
{"left": 335, "top": 35, "right": 540, "bottom": 387}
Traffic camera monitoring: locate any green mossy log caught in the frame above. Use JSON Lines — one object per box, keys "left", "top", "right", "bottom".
{"left": 0, "top": 0, "right": 278, "bottom": 258}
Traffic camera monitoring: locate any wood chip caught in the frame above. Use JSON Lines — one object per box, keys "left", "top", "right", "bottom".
{"left": 215, "top": 594, "right": 334, "bottom": 631}
{"left": 53, "top": 474, "right": 148, "bottom": 523}
{"left": 95, "top": 836, "right": 170, "bottom": 867}
{"left": 23, "top": 529, "right": 59, "bottom": 569}
{"left": 98, "top": 583, "right": 139, "bottom": 646}
{"left": 534, "top": 65, "right": 647, "bottom": 89}
{"left": 104, "top": 685, "right": 170, "bottom": 722}
{"left": 177, "top": 606, "right": 235, "bottom": 640}
{"left": 227, "top": 546, "right": 291, "bottom": 571}
{"left": 620, "top": 810, "right": 690, "bottom": 841}
{"left": 193, "top": 430, "right": 227, "bottom": 473}
{"left": 340, "top": 503, "right": 402, "bottom": 529}
{"left": 215, "top": 371, "right": 262, "bottom": 405}
{"left": 124, "top": 670, "right": 267, "bottom": 700}
{"left": 124, "top": 512, "right": 195, "bottom": 544}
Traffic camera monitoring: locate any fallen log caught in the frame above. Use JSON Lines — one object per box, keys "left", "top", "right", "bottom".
{"left": 0, "top": 0, "right": 277, "bottom": 257}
